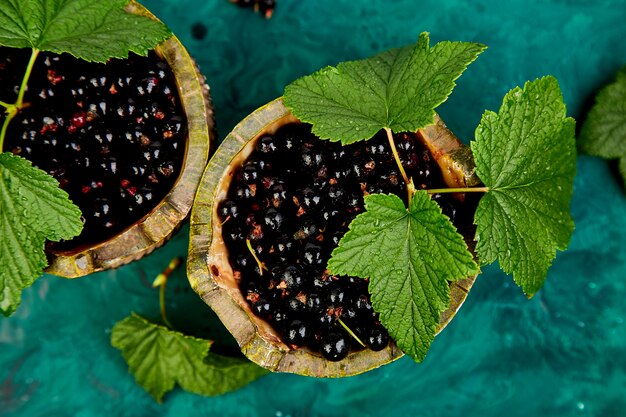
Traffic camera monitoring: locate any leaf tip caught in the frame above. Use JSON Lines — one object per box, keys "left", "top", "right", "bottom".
{"left": 522, "top": 285, "right": 539, "bottom": 299}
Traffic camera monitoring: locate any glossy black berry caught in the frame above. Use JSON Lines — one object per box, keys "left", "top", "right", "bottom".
{"left": 297, "top": 187, "right": 325, "bottom": 211}
{"left": 268, "top": 181, "right": 289, "bottom": 208}
{"left": 355, "top": 293, "right": 374, "bottom": 314}
{"left": 328, "top": 286, "right": 346, "bottom": 305}
{"left": 234, "top": 0, "right": 255, "bottom": 7}
{"left": 233, "top": 185, "right": 255, "bottom": 201}
{"left": 320, "top": 331, "right": 350, "bottom": 361}
{"left": 218, "top": 199, "right": 241, "bottom": 222}
{"left": 257, "top": 134, "right": 278, "bottom": 158}
{"left": 261, "top": 207, "right": 285, "bottom": 233}
{"left": 258, "top": 0, "right": 276, "bottom": 14}
{"left": 366, "top": 326, "right": 390, "bottom": 351}
{"left": 241, "top": 161, "right": 261, "bottom": 185}
{"left": 300, "top": 146, "right": 326, "bottom": 172}
{"left": 285, "top": 320, "right": 310, "bottom": 347}
{"left": 223, "top": 223, "right": 246, "bottom": 245}
{"left": 275, "top": 265, "right": 305, "bottom": 291}
{"left": 232, "top": 253, "right": 262, "bottom": 276}
{"left": 222, "top": 121, "right": 473, "bottom": 361}
{"left": 285, "top": 293, "right": 308, "bottom": 315}
{"left": 306, "top": 292, "right": 323, "bottom": 313}
{"left": 274, "top": 123, "right": 307, "bottom": 155}
{"left": 274, "top": 233, "right": 295, "bottom": 261}
{"left": 302, "top": 243, "right": 324, "bottom": 268}
{"left": 252, "top": 297, "right": 272, "bottom": 319}
{"left": 2, "top": 49, "right": 187, "bottom": 250}
{"left": 272, "top": 309, "right": 289, "bottom": 330}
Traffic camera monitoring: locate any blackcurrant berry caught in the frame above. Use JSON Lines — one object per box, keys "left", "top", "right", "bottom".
{"left": 261, "top": 207, "right": 285, "bottom": 233}
{"left": 285, "top": 320, "right": 310, "bottom": 347}
{"left": 320, "top": 331, "right": 350, "bottom": 361}
{"left": 366, "top": 326, "right": 390, "bottom": 351}
{"left": 257, "top": 134, "right": 278, "bottom": 158}
{"left": 302, "top": 243, "right": 324, "bottom": 268}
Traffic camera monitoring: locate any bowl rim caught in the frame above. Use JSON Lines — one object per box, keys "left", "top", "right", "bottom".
{"left": 187, "top": 97, "right": 477, "bottom": 377}
{"left": 44, "top": 2, "right": 214, "bottom": 278}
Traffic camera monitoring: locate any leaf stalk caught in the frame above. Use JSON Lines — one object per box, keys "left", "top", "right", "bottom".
{"left": 17, "top": 49, "right": 40, "bottom": 109}
{"left": 384, "top": 127, "right": 415, "bottom": 203}
{"left": 426, "top": 187, "right": 489, "bottom": 194}
{"left": 0, "top": 48, "right": 40, "bottom": 151}
{"left": 0, "top": 115, "right": 13, "bottom": 151}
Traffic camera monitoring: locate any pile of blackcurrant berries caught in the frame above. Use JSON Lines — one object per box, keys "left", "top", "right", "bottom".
{"left": 0, "top": 48, "right": 187, "bottom": 250}
{"left": 219, "top": 123, "right": 471, "bottom": 361}
{"left": 231, "top": 0, "right": 276, "bottom": 19}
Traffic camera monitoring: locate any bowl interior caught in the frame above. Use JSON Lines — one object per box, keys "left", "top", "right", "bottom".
{"left": 45, "top": 3, "right": 214, "bottom": 278}
{"left": 188, "top": 98, "right": 477, "bottom": 377}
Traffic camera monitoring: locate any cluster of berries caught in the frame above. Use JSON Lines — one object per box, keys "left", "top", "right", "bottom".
{"left": 231, "top": 0, "right": 276, "bottom": 19}
{"left": 219, "top": 123, "right": 469, "bottom": 361}
{"left": 0, "top": 48, "right": 187, "bottom": 249}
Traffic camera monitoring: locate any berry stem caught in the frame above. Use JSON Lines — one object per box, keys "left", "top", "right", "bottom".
{"left": 426, "top": 186, "right": 489, "bottom": 194}
{"left": 152, "top": 257, "right": 182, "bottom": 329}
{"left": 384, "top": 127, "right": 415, "bottom": 204}
{"left": 337, "top": 317, "right": 366, "bottom": 348}
{"left": 0, "top": 113, "right": 14, "bottom": 151}
{"left": 158, "top": 278, "right": 173, "bottom": 329}
{"left": 246, "top": 239, "right": 268, "bottom": 276}
{"left": 0, "top": 48, "right": 40, "bottom": 151}
{"left": 0, "top": 100, "right": 11, "bottom": 109}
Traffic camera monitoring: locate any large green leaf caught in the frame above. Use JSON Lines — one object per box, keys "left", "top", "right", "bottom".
{"left": 0, "top": 0, "right": 171, "bottom": 62}
{"left": 111, "top": 313, "right": 269, "bottom": 402}
{"left": 284, "top": 33, "right": 485, "bottom": 145}
{"left": 471, "top": 76, "right": 577, "bottom": 296}
{"left": 0, "top": 152, "right": 83, "bottom": 316}
{"left": 328, "top": 192, "right": 478, "bottom": 361}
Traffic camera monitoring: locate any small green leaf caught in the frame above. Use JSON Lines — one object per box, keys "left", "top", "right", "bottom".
{"left": 111, "top": 313, "right": 268, "bottom": 402}
{"left": 284, "top": 33, "right": 486, "bottom": 145}
{"left": 0, "top": 152, "right": 82, "bottom": 316}
{"left": 328, "top": 193, "right": 478, "bottom": 362}
{"left": 471, "top": 76, "right": 576, "bottom": 297}
{"left": 0, "top": 0, "right": 172, "bottom": 62}
{"left": 578, "top": 65, "right": 626, "bottom": 186}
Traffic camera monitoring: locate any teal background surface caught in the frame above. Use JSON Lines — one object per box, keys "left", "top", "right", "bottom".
{"left": 2, "top": 0, "right": 626, "bottom": 416}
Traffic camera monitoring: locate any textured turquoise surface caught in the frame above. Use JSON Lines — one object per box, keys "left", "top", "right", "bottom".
{"left": 2, "top": 0, "right": 626, "bottom": 416}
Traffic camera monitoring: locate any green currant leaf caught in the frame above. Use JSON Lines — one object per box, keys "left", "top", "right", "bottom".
{"left": 111, "top": 313, "right": 269, "bottom": 403}
{"left": 327, "top": 192, "right": 478, "bottom": 362}
{"left": 471, "top": 76, "right": 576, "bottom": 297}
{"left": 579, "top": 65, "right": 626, "bottom": 187}
{"left": 0, "top": 152, "right": 83, "bottom": 316}
{"left": 0, "top": 0, "right": 171, "bottom": 62}
{"left": 283, "top": 32, "right": 486, "bottom": 145}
